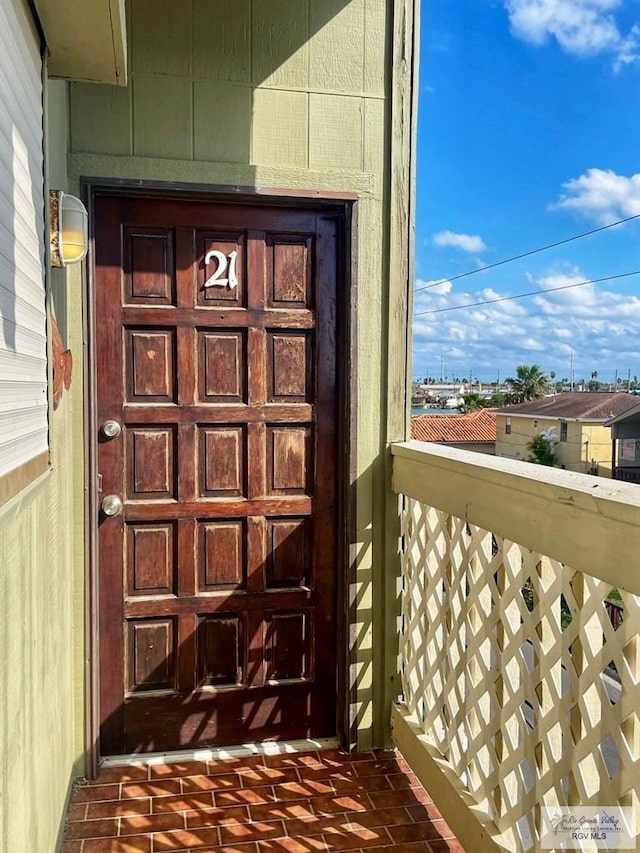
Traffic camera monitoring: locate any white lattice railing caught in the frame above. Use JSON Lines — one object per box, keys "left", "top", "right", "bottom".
{"left": 391, "top": 441, "right": 640, "bottom": 853}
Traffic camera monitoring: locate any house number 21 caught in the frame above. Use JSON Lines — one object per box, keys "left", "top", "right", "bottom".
{"left": 204, "top": 249, "right": 238, "bottom": 290}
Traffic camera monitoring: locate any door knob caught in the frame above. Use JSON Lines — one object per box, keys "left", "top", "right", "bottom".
{"left": 101, "top": 494, "right": 123, "bottom": 516}
{"left": 101, "top": 419, "right": 122, "bottom": 438}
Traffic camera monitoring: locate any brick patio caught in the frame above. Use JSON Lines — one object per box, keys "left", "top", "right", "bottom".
{"left": 62, "top": 748, "right": 464, "bottom": 853}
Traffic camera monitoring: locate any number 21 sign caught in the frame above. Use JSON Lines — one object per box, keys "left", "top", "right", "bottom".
{"left": 203, "top": 249, "right": 238, "bottom": 290}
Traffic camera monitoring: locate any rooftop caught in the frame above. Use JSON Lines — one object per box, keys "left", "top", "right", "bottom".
{"left": 410, "top": 408, "right": 496, "bottom": 443}
{"left": 497, "top": 392, "right": 639, "bottom": 421}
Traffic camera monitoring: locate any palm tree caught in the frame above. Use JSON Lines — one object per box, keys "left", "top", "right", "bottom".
{"left": 461, "top": 392, "right": 488, "bottom": 412}
{"left": 505, "top": 364, "right": 550, "bottom": 403}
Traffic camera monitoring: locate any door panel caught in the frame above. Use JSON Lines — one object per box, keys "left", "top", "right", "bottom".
{"left": 95, "top": 197, "right": 338, "bottom": 755}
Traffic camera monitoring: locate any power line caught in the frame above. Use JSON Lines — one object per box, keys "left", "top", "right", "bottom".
{"left": 416, "top": 212, "right": 640, "bottom": 294}
{"left": 413, "top": 269, "right": 640, "bottom": 317}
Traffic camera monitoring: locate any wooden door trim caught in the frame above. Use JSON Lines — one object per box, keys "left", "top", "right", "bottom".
{"left": 82, "top": 180, "right": 357, "bottom": 773}
{"left": 83, "top": 177, "right": 358, "bottom": 205}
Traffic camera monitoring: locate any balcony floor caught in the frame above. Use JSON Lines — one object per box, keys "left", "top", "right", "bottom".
{"left": 62, "top": 748, "right": 464, "bottom": 853}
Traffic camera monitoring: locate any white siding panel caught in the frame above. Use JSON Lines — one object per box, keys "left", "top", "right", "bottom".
{"left": 0, "top": 0, "right": 47, "bottom": 481}
{"left": 0, "top": 5, "right": 43, "bottom": 152}
{"left": 0, "top": 289, "right": 48, "bottom": 343}
{"left": 0, "top": 352, "right": 49, "bottom": 383}
{"left": 0, "top": 408, "right": 48, "bottom": 443}
{"left": 0, "top": 255, "right": 46, "bottom": 311}
{"left": 0, "top": 378, "right": 48, "bottom": 406}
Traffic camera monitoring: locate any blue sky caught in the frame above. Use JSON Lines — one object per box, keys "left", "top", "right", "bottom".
{"left": 414, "top": 0, "right": 640, "bottom": 385}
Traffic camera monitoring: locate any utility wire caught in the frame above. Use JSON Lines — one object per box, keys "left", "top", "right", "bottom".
{"left": 416, "top": 212, "right": 640, "bottom": 294}
{"left": 413, "top": 269, "right": 640, "bottom": 317}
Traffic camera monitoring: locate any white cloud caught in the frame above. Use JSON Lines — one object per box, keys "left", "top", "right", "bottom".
{"left": 522, "top": 337, "right": 546, "bottom": 350}
{"left": 480, "top": 287, "right": 505, "bottom": 300}
{"left": 537, "top": 269, "right": 586, "bottom": 289}
{"left": 416, "top": 278, "right": 453, "bottom": 295}
{"left": 412, "top": 264, "right": 640, "bottom": 381}
{"left": 555, "top": 168, "right": 640, "bottom": 223}
{"left": 531, "top": 264, "right": 627, "bottom": 313}
{"left": 433, "top": 231, "right": 488, "bottom": 253}
{"left": 534, "top": 286, "right": 640, "bottom": 316}
{"left": 504, "top": 0, "right": 640, "bottom": 69}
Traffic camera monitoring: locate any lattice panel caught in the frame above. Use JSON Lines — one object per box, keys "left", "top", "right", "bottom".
{"left": 400, "top": 496, "right": 640, "bottom": 851}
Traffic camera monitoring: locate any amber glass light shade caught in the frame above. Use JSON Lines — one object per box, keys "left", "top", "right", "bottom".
{"left": 50, "top": 190, "right": 88, "bottom": 267}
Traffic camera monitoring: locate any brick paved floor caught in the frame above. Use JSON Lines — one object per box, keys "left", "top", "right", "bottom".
{"left": 62, "top": 748, "right": 464, "bottom": 853}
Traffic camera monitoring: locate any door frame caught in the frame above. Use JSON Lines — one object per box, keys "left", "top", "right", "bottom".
{"left": 82, "top": 180, "right": 358, "bottom": 774}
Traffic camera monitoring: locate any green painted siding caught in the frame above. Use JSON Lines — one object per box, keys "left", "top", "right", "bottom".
{"left": 68, "top": 0, "right": 416, "bottom": 751}
{"left": 0, "top": 80, "right": 86, "bottom": 853}
{"left": 69, "top": 0, "right": 387, "bottom": 168}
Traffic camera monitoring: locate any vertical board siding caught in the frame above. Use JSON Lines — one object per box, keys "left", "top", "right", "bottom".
{"left": 193, "top": 0, "right": 252, "bottom": 82}
{"left": 0, "top": 418, "right": 79, "bottom": 852}
{"left": 130, "top": 0, "right": 192, "bottom": 76}
{"left": 132, "top": 76, "right": 194, "bottom": 160}
{"left": 252, "top": 89, "right": 309, "bottom": 168}
{"left": 69, "top": 83, "right": 132, "bottom": 156}
{"left": 309, "top": 95, "right": 364, "bottom": 171}
{"left": 69, "top": 0, "right": 412, "bottom": 751}
{"left": 309, "top": 0, "right": 366, "bottom": 93}
{"left": 1, "top": 476, "right": 75, "bottom": 852}
{"left": 364, "top": 0, "right": 387, "bottom": 97}
{"left": 194, "top": 82, "right": 253, "bottom": 163}
{"left": 71, "top": 0, "right": 387, "bottom": 170}
{"left": 252, "top": 0, "right": 310, "bottom": 88}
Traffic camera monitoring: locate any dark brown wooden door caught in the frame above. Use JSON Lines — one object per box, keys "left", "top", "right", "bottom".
{"left": 95, "top": 196, "right": 338, "bottom": 755}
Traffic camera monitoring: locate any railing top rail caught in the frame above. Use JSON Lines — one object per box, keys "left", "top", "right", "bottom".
{"left": 392, "top": 440, "right": 640, "bottom": 595}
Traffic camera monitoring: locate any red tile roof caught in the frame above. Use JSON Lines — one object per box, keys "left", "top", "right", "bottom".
{"left": 411, "top": 408, "right": 497, "bottom": 443}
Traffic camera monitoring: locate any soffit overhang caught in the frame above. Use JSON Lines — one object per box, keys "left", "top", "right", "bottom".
{"left": 34, "top": 0, "right": 127, "bottom": 86}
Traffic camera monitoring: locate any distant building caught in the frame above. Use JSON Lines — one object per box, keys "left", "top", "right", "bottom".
{"left": 411, "top": 408, "right": 496, "bottom": 454}
{"left": 605, "top": 403, "right": 640, "bottom": 483}
{"left": 495, "top": 392, "right": 639, "bottom": 476}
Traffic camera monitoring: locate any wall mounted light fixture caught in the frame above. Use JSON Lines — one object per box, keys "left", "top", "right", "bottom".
{"left": 49, "top": 190, "right": 88, "bottom": 267}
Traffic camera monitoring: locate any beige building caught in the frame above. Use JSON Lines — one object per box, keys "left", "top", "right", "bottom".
{"left": 495, "top": 392, "right": 639, "bottom": 477}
